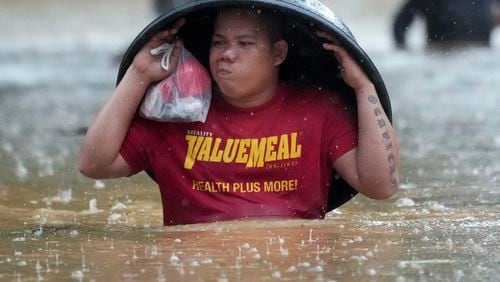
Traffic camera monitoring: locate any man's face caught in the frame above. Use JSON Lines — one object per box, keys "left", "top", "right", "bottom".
{"left": 209, "top": 9, "right": 282, "bottom": 103}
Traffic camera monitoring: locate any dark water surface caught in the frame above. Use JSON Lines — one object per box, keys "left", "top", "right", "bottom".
{"left": 0, "top": 0, "right": 499, "bottom": 281}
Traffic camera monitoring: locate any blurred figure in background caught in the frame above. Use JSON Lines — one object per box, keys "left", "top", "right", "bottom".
{"left": 393, "top": 0, "right": 500, "bottom": 49}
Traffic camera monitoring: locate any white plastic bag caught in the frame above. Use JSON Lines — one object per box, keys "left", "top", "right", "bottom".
{"left": 139, "top": 43, "right": 212, "bottom": 122}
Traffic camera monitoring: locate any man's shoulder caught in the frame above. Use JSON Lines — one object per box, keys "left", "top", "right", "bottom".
{"left": 130, "top": 116, "right": 158, "bottom": 129}
{"left": 129, "top": 116, "right": 171, "bottom": 137}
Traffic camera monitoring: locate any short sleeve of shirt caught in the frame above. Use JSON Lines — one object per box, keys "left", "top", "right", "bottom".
{"left": 119, "top": 118, "right": 151, "bottom": 176}
{"left": 323, "top": 94, "right": 358, "bottom": 163}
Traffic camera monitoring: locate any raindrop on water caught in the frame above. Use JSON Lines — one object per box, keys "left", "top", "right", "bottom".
{"left": 93, "top": 180, "right": 106, "bottom": 189}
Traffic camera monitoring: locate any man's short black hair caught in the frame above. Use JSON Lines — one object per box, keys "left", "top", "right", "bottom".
{"left": 254, "top": 8, "right": 285, "bottom": 43}
{"left": 215, "top": 7, "right": 285, "bottom": 43}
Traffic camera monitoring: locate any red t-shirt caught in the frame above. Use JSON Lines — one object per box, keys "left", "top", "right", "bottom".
{"left": 120, "top": 83, "right": 358, "bottom": 225}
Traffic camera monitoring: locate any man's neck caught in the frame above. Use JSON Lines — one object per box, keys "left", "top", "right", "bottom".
{"left": 221, "top": 83, "right": 279, "bottom": 109}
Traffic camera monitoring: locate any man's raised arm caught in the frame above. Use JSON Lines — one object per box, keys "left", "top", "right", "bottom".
{"left": 77, "top": 19, "right": 186, "bottom": 179}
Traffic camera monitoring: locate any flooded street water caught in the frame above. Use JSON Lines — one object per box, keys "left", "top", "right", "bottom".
{"left": 1, "top": 0, "right": 499, "bottom": 281}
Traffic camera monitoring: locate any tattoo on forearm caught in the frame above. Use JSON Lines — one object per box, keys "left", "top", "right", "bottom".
{"left": 368, "top": 95, "right": 379, "bottom": 104}
{"left": 387, "top": 153, "right": 395, "bottom": 163}
{"left": 367, "top": 95, "right": 399, "bottom": 191}
{"left": 390, "top": 164, "right": 397, "bottom": 175}
{"left": 377, "top": 119, "right": 386, "bottom": 128}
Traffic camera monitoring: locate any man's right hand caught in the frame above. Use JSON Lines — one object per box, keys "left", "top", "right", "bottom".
{"left": 131, "top": 18, "right": 186, "bottom": 84}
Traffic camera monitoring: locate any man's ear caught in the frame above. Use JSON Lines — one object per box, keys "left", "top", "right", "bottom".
{"left": 273, "top": 40, "right": 288, "bottom": 66}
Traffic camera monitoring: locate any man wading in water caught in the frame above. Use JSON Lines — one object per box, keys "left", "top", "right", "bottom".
{"left": 78, "top": 7, "right": 400, "bottom": 225}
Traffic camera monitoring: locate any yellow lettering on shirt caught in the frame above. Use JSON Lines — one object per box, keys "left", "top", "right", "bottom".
{"left": 290, "top": 132, "right": 302, "bottom": 158}
{"left": 209, "top": 138, "right": 223, "bottom": 162}
{"left": 277, "top": 134, "right": 289, "bottom": 160}
{"left": 197, "top": 137, "right": 213, "bottom": 161}
{"left": 192, "top": 179, "right": 299, "bottom": 193}
{"left": 223, "top": 139, "right": 239, "bottom": 163}
{"left": 184, "top": 135, "right": 204, "bottom": 169}
{"left": 264, "top": 179, "right": 298, "bottom": 192}
{"left": 247, "top": 138, "right": 266, "bottom": 168}
{"left": 235, "top": 139, "right": 251, "bottom": 163}
{"left": 265, "top": 136, "right": 278, "bottom": 162}
{"left": 183, "top": 133, "right": 302, "bottom": 169}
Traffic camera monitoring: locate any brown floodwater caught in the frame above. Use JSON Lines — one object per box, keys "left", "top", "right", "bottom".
{"left": 0, "top": 177, "right": 498, "bottom": 281}
{"left": 0, "top": 0, "right": 499, "bottom": 281}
